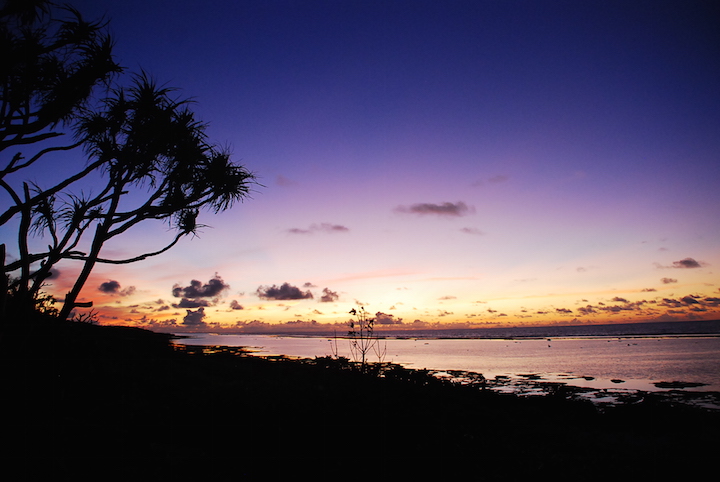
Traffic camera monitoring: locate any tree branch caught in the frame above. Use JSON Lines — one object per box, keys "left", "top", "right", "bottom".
{"left": 68, "top": 231, "right": 185, "bottom": 265}
{"left": 0, "top": 156, "right": 105, "bottom": 226}
{"left": 1, "top": 140, "right": 83, "bottom": 177}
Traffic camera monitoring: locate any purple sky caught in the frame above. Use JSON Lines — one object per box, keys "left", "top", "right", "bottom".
{"left": 4, "top": 0, "right": 720, "bottom": 331}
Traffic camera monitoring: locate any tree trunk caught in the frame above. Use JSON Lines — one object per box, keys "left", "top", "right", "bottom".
{"left": 1, "top": 243, "right": 7, "bottom": 330}
{"left": 16, "top": 184, "right": 33, "bottom": 317}
{"left": 58, "top": 185, "right": 121, "bottom": 321}
{"left": 58, "top": 224, "right": 104, "bottom": 321}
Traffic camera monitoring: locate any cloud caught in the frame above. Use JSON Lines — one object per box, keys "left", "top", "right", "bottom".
{"left": 182, "top": 307, "right": 207, "bottom": 326}
{"left": 471, "top": 175, "right": 509, "bottom": 187}
{"left": 460, "top": 227, "right": 485, "bottom": 235}
{"left": 680, "top": 295, "right": 699, "bottom": 304}
{"left": 98, "top": 280, "right": 136, "bottom": 297}
{"left": 320, "top": 288, "right": 339, "bottom": 303}
{"left": 575, "top": 299, "right": 650, "bottom": 316}
{"left": 172, "top": 274, "right": 229, "bottom": 299}
{"left": 276, "top": 175, "right": 297, "bottom": 187}
{"left": 488, "top": 175, "right": 509, "bottom": 184}
{"left": 171, "top": 274, "right": 229, "bottom": 309}
{"left": 661, "top": 277, "right": 678, "bottom": 284}
{"left": 395, "top": 201, "right": 474, "bottom": 217}
{"left": 288, "top": 223, "right": 349, "bottom": 234}
{"left": 173, "top": 298, "right": 210, "bottom": 308}
{"left": 256, "top": 282, "right": 314, "bottom": 300}
{"left": 99, "top": 280, "right": 121, "bottom": 293}
{"left": 656, "top": 257, "right": 706, "bottom": 270}
{"left": 375, "top": 312, "right": 402, "bottom": 324}
{"left": 672, "top": 258, "right": 702, "bottom": 269}
{"left": 659, "top": 298, "right": 683, "bottom": 308}
{"left": 229, "top": 300, "right": 244, "bottom": 310}
{"left": 657, "top": 295, "right": 711, "bottom": 309}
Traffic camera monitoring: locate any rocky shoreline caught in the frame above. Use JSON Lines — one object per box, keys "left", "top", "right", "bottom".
{"left": 220, "top": 343, "right": 720, "bottom": 412}
{"left": 427, "top": 368, "right": 720, "bottom": 411}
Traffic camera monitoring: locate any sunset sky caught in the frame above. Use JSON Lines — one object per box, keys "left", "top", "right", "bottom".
{"left": 3, "top": 0, "right": 719, "bottom": 332}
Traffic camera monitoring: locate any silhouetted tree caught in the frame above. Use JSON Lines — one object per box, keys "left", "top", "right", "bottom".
{"left": 1, "top": 0, "right": 121, "bottom": 319}
{"left": 0, "top": 0, "right": 119, "bottom": 156}
{"left": 54, "top": 74, "right": 256, "bottom": 320}
{"left": 1, "top": 1, "right": 256, "bottom": 321}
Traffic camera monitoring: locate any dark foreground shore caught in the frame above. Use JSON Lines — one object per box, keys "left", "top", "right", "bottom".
{"left": 3, "top": 321, "right": 719, "bottom": 478}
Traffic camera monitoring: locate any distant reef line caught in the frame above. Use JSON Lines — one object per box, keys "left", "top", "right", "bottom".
{"left": 166, "top": 319, "right": 720, "bottom": 339}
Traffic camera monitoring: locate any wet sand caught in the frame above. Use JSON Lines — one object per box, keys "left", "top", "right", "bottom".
{"left": 3, "top": 321, "right": 719, "bottom": 478}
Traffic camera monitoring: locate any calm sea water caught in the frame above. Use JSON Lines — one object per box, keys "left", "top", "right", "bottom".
{"left": 175, "top": 320, "right": 720, "bottom": 393}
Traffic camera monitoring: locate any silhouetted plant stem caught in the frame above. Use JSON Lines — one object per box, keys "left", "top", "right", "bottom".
{"left": 348, "top": 306, "right": 386, "bottom": 373}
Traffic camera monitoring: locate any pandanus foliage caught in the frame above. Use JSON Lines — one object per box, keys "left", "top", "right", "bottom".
{"left": 0, "top": 0, "right": 119, "bottom": 155}
{"left": 1, "top": 0, "right": 121, "bottom": 319}
{"left": 53, "top": 75, "right": 256, "bottom": 320}
{"left": 0, "top": 1, "right": 256, "bottom": 321}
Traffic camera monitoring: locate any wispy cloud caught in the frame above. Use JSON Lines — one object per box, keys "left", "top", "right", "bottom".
{"left": 287, "top": 223, "right": 350, "bottom": 234}
{"left": 488, "top": 175, "right": 509, "bottom": 184}
{"left": 276, "top": 175, "right": 297, "bottom": 187}
{"left": 656, "top": 257, "right": 706, "bottom": 269}
{"left": 471, "top": 174, "right": 510, "bottom": 187}
{"left": 328, "top": 269, "right": 418, "bottom": 284}
{"left": 460, "top": 227, "right": 485, "bottom": 235}
{"left": 395, "top": 201, "right": 474, "bottom": 217}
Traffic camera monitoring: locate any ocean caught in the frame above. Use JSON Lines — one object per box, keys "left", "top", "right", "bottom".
{"left": 174, "top": 320, "right": 720, "bottom": 401}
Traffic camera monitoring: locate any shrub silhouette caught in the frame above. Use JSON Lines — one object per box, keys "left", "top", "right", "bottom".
{"left": 347, "top": 306, "right": 387, "bottom": 372}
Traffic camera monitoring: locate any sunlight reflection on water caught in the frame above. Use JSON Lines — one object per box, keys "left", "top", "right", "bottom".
{"left": 176, "top": 334, "right": 720, "bottom": 393}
